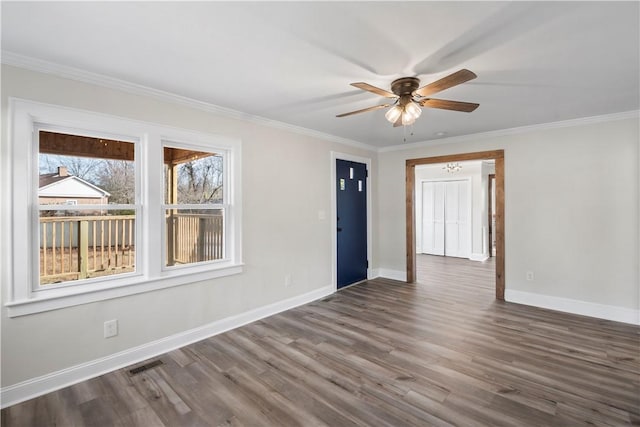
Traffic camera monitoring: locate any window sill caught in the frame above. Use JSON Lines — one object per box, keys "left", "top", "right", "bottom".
{"left": 5, "top": 263, "right": 244, "bottom": 317}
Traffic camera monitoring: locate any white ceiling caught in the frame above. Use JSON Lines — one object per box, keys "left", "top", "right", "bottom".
{"left": 2, "top": 2, "right": 638, "bottom": 149}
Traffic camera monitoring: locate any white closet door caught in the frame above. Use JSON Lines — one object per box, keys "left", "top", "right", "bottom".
{"left": 444, "top": 181, "right": 460, "bottom": 256}
{"left": 433, "top": 182, "right": 446, "bottom": 255}
{"left": 421, "top": 179, "right": 471, "bottom": 258}
{"left": 421, "top": 182, "right": 445, "bottom": 255}
{"left": 456, "top": 180, "right": 471, "bottom": 258}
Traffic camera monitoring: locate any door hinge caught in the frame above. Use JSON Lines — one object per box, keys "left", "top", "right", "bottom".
{"left": 366, "top": 260, "right": 369, "bottom": 268}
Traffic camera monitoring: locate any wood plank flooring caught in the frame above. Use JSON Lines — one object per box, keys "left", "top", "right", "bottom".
{"left": 3, "top": 255, "right": 639, "bottom": 426}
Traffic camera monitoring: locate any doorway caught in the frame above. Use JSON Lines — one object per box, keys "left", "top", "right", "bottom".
{"left": 406, "top": 150, "right": 505, "bottom": 300}
{"left": 336, "top": 159, "right": 368, "bottom": 289}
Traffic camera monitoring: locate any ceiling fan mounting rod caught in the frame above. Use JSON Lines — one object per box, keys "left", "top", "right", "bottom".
{"left": 398, "top": 94, "right": 413, "bottom": 107}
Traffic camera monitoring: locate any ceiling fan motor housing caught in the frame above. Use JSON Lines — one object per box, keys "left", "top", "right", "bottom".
{"left": 391, "top": 77, "right": 420, "bottom": 96}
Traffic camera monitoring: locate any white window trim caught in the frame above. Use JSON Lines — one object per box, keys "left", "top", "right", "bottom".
{"left": 4, "top": 98, "right": 243, "bottom": 317}
{"left": 33, "top": 122, "right": 142, "bottom": 295}
{"left": 161, "top": 139, "right": 230, "bottom": 270}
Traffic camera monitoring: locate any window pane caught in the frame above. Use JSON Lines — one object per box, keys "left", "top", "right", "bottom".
{"left": 163, "top": 147, "right": 223, "bottom": 204}
{"left": 39, "top": 210, "right": 136, "bottom": 285}
{"left": 39, "top": 131, "right": 135, "bottom": 205}
{"left": 165, "top": 209, "right": 224, "bottom": 266}
{"left": 38, "top": 131, "right": 137, "bottom": 286}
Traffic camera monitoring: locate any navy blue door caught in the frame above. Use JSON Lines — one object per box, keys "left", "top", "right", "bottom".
{"left": 336, "top": 159, "right": 367, "bottom": 289}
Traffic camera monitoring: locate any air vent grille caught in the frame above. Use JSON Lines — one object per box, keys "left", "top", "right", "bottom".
{"left": 128, "top": 359, "right": 164, "bottom": 376}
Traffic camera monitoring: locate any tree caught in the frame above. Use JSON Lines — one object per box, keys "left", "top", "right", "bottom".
{"left": 176, "top": 155, "right": 223, "bottom": 204}
{"left": 96, "top": 160, "right": 135, "bottom": 205}
{"left": 40, "top": 154, "right": 101, "bottom": 183}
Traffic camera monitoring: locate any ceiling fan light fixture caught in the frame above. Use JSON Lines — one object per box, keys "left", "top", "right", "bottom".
{"left": 385, "top": 105, "right": 403, "bottom": 123}
{"left": 405, "top": 100, "right": 422, "bottom": 118}
{"left": 401, "top": 111, "right": 416, "bottom": 126}
{"left": 400, "top": 100, "right": 422, "bottom": 125}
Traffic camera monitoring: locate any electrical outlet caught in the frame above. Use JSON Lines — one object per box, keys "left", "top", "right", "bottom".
{"left": 526, "top": 271, "right": 534, "bottom": 281}
{"left": 284, "top": 274, "right": 292, "bottom": 287}
{"left": 104, "top": 319, "right": 118, "bottom": 338}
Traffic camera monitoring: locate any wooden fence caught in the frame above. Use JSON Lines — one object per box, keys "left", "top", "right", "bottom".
{"left": 167, "top": 212, "right": 224, "bottom": 265}
{"left": 40, "top": 215, "right": 135, "bottom": 284}
{"left": 39, "top": 212, "right": 224, "bottom": 284}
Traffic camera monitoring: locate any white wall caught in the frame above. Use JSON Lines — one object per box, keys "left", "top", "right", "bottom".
{"left": 0, "top": 65, "right": 377, "bottom": 391}
{"left": 377, "top": 115, "right": 639, "bottom": 320}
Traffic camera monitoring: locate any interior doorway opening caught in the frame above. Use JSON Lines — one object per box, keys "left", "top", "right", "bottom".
{"left": 406, "top": 150, "right": 505, "bottom": 300}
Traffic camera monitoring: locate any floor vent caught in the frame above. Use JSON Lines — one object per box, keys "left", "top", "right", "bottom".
{"left": 128, "top": 359, "right": 164, "bottom": 376}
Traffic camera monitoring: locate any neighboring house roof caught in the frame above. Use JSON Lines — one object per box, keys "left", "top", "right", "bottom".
{"left": 39, "top": 172, "right": 111, "bottom": 198}
{"left": 39, "top": 172, "right": 69, "bottom": 188}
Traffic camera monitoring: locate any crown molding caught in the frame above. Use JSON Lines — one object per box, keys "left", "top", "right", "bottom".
{"left": 1, "top": 51, "right": 375, "bottom": 152}
{"left": 3, "top": 52, "right": 637, "bottom": 155}
{"left": 378, "top": 110, "right": 640, "bottom": 153}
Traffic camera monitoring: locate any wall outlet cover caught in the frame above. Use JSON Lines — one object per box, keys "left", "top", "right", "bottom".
{"left": 104, "top": 319, "right": 118, "bottom": 338}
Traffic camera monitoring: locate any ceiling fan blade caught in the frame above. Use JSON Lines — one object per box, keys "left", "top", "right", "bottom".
{"left": 414, "top": 69, "right": 477, "bottom": 97}
{"left": 336, "top": 103, "right": 391, "bottom": 118}
{"left": 419, "top": 98, "right": 479, "bottom": 112}
{"left": 351, "top": 82, "right": 397, "bottom": 98}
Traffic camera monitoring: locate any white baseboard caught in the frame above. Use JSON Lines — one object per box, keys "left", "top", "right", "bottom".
{"left": 469, "top": 253, "right": 489, "bottom": 262}
{"left": 0, "top": 285, "right": 334, "bottom": 409}
{"left": 375, "top": 268, "right": 407, "bottom": 282}
{"left": 505, "top": 289, "right": 640, "bottom": 325}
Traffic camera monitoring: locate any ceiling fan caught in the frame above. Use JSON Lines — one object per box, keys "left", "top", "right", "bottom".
{"left": 336, "top": 69, "right": 479, "bottom": 127}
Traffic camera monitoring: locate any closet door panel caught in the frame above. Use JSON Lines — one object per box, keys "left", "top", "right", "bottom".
{"left": 444, "top": 181, "right": 460, "bottom": 256}
{"left": 421, "top": 181, "right": 445, "bottom": 256}
{"left": 433, "top": 182, "right": 445, "bottom": 256}
{"left": 457, "top": 180, "right": 471, "bottom": 258}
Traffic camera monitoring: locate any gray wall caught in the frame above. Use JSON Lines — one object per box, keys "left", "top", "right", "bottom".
{"left": 377, "top": 117, "right": 639, "bottom": 310}
{"left": 0, "top": 65, "right": 377, "bottom": 387}
{"left": 1, "top": 63, "right": 638, "bottom": 392}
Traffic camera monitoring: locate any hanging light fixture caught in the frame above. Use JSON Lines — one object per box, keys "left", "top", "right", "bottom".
{"left": 385, "top": 95, "right": 422, "bottom": 126}
{"left": 402, "top": 100, "right": 422, "bottom": 125}
{"left": 384, "top": 105, "right": 403, "bottom": 123}
{"left": 443, "top": 162, "right": 462, "bottom": 173}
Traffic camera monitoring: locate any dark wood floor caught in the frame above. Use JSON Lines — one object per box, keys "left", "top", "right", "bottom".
{"left": 3, "top": 255, "right": 639, "bottom": 426}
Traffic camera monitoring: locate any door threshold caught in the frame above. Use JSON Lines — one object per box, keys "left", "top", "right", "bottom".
{"left": 338, "top": 279, "right": 368, "bottom": 291}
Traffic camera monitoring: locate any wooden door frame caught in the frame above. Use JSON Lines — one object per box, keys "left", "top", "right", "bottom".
{"left": 406, "top": 150, "right": 505, "bottom": 300}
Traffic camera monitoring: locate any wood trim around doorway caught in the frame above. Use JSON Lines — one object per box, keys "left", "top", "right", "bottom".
{"left": 406, "top": 150, "right": 505, "bottom": 300}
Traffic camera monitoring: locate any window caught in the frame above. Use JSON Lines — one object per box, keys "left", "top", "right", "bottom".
{"left": 5, "top": 99, "right": 242, "bottom": 316}
{"left": 163, "top": 145, "right": 226, "bottom": 267}
{"left": 38, "top": 130, "right": 138, "bottom": 287}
